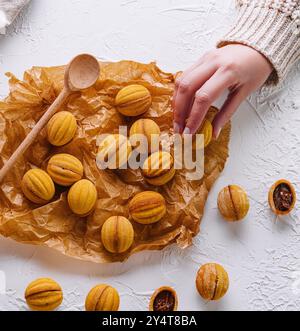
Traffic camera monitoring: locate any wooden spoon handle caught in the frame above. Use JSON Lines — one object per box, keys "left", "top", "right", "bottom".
{"left": 0, "top": 88, "right": 70, "bottom": 183}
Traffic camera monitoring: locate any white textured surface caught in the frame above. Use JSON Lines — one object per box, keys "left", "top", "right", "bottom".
{"left": 0, "top": 0, "right": 300, "bottom": 311}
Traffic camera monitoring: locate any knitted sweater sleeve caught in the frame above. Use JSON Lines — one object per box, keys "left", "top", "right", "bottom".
{"left": 217, "top": 0, "right": 300, "bottom": 85}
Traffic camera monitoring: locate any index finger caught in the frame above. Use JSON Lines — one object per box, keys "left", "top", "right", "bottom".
{"left": 173, "top": 63, "right": 217, "bottom": 133}
{"left": 184, "top": 68, "right": 237, "bottom": 134}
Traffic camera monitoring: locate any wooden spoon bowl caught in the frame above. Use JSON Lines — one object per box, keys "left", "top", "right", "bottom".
{"left": 66, "top": 54, "right": 100, "bottom": 91}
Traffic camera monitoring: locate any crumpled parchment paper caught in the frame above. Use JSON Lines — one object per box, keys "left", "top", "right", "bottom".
{"left": 0, "top": 60, "right": 230, "bottom": 263}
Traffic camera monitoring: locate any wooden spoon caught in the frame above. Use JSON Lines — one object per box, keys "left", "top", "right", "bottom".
{"left": 0, "top": 53, "right": 100, "bottom": 183}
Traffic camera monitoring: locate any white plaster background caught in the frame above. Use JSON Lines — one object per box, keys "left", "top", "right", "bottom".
{"left": 0, "top": 0, "right": 300, "bottom": 311}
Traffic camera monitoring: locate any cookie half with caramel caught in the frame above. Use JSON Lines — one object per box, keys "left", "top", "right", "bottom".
{"left": 268, "top": 179, "right": 296, "bottom": 215}
{"left": 149, "top": 286, "right": 178, "bottom": 311}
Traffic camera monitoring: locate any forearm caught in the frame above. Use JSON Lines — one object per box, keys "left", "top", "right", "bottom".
{"left": 218, "top": 0, "right": 300, "bottom": 85}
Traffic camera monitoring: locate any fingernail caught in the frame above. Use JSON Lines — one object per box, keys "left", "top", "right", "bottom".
{"left": 173, "top": 122, "right": 180, "bottom": 133}
{"left": 215, "top": 128, "right": 221, "bottom": 139}
{"left": 183, "top": 127, "right": 191, "bottom": 135}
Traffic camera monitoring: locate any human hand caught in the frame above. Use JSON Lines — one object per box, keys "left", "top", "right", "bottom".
{"left": 172, "top": 44, "right": 273, "bottom": 138}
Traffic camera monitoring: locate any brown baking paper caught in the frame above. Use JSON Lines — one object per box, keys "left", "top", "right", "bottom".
{"left": 0, "top": 60, "right": 230, "bottom": 263}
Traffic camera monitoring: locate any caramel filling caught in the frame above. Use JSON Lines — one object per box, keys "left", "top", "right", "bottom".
{"left": 273, "top": 183, "right": 293, "bottom": 212}
{"left": 153, "top": 290, "right": 175, "bottom": 311}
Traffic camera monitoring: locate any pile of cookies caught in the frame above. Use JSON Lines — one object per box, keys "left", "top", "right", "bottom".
{"left": 21, "top": 84, "right": 213, "bottom": 256}
{"left": 21, "top": 111, "right": 98, "bottom": 217}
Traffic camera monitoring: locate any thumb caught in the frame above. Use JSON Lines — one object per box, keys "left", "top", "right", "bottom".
{"left": 212, "top": 89, "right": 248, "bottom": 139}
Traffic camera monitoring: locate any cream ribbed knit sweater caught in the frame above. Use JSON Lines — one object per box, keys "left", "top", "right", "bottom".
{"left": 218, "top": 0, "right": 300, "bottom": 84}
